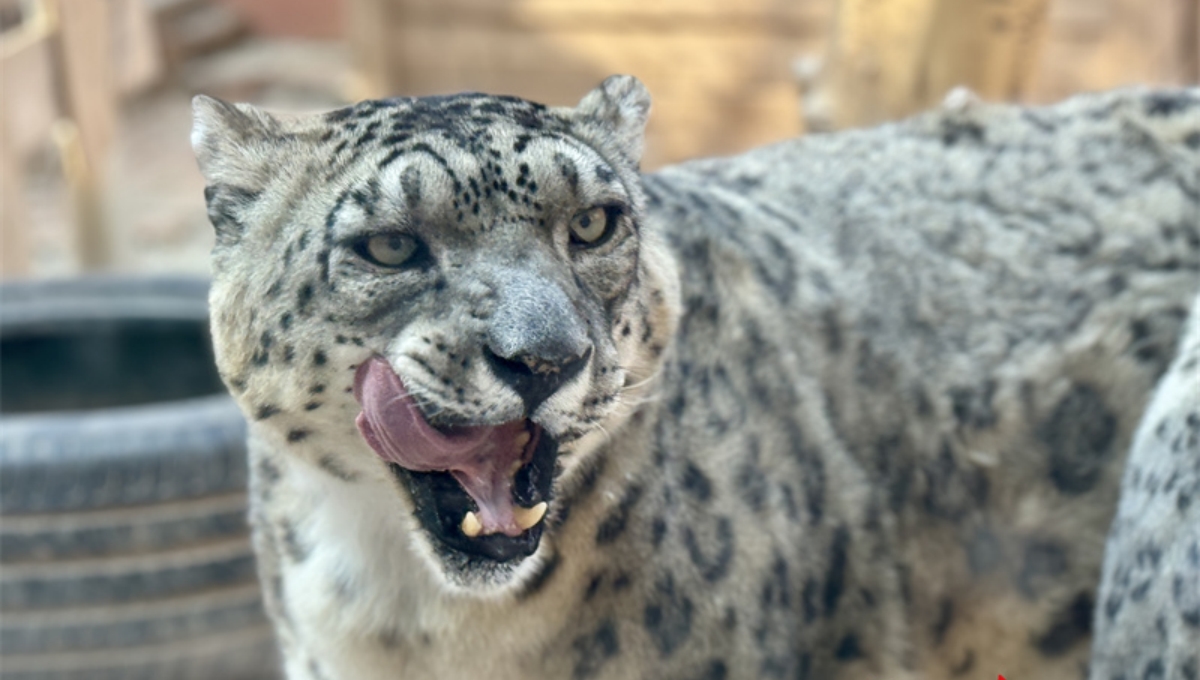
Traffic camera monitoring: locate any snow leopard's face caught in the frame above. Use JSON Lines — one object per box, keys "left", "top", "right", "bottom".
{"left": 193, "top": 76, "right": 680, "bottom": 588}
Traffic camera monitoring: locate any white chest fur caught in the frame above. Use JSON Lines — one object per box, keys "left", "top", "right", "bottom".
{"left": 260, "top": 449, "right": 582, "bottom": 680}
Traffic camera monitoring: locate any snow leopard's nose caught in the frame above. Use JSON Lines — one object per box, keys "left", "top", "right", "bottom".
{"left": 484, "top": 270, "right": 592, "bottom": 415}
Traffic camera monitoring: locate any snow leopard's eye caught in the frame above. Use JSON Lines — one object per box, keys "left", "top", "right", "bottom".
{"left": 356, "top": 233, "right": 419, "bottom": 268}
{"left": 569, "top": 206, "right": 617, "bottom": 247}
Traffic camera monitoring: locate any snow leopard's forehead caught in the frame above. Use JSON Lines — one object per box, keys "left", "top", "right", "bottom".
{"left": 309, "top": 94, "right": 639, "bottom": 243}
{"left": 321, "top": 92, "right": 572, "bottom": 149}
{"left": 318, "top": 93, "right": 578, "bottom": 187}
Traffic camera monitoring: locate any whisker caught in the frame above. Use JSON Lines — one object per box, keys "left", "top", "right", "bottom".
{"left": 619, "top": 365, "right": 664, "bottom": 393}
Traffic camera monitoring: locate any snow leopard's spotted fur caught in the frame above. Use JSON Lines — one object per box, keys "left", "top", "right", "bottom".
{"left": 191, "top": 78, "right": 1200, "bottom": 679}
{"left": 1091, "top": 292, "right": 1200, "bottom": 680}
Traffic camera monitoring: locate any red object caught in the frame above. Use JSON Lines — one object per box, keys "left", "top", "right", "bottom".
{"left": 215, "top": 0, "right": 344, "bottom": 38}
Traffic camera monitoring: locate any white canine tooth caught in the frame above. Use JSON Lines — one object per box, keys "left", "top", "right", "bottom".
{"left": 514, "top": 431, "right": 531, "bottom": 449}
{"left": 461, "top": 511, "right": 482, "bottom": 538}
{"left": 513, "top": 502, "right": 548, "bottom": 531}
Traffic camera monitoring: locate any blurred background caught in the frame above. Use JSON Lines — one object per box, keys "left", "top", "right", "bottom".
{"left": 1, "top": 0, "right": 1197, "bottom": 279}
{"left": 0, "top": 1, "right": 1196, "bottom": 679}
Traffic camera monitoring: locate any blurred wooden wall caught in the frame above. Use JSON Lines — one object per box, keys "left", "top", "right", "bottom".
{"left": 352, "top": 0, "right": 1195, "bottom": 166}
{"left": 810, "top": 0, "right": 1198, "bottom": 130}
{"left": 349, "top": 0, "right": 830, "bottom": 169}
{"left": 1031, "top": 0, "right": 1197, "bottom": 100}
{"left": 805, "top": 0, "right": 1054, "bottom": 130}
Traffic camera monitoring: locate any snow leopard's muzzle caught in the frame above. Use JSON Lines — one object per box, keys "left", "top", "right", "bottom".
{"left": 354, "top": 269, "right": 597, "bottom": 566}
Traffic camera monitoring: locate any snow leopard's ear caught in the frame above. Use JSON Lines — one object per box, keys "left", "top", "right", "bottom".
{"left": 575, "top": 75, "right": 652, "bottom": 162}
{"left": 190, "top": 95, "right": 281, "bottom": 187}
{"left": 191, "top": 96, "right": 283, "bottom": 244}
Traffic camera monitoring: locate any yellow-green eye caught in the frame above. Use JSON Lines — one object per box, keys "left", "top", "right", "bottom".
{"left": 569, "top": 206, "right": 613, "bottom": 246}
{"left": 361, "top": 233, "right": 417, "bottom": 267}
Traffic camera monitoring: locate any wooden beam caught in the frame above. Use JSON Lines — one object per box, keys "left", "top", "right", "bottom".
{"left": 918, "top": 0, "right": 1051, "bottom": 103}
{"left": 814, "top": 0, "right": 939, "bottom": 130}
{"left": 1, "top": 128, "right": 32, "bottom": 277}
{"left": 111, "top": 0, "right": 164, "bottom": 95}
{"left": 51, "top": 0, "right": 115, "bottom": 269}
{"left": 0, "top": 0, "right": 59, "bottom": 276}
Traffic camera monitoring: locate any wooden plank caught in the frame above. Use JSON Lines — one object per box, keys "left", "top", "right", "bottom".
{"left": 919, "top": 0, "right": 1051, "bottom": 102}
{"left": 52, "top": 0, "right": 115, "bottom": 269}
{"left": 812, "top": 0, "right": 1051, "bottom": 130}
{"left": 53, "top": 0, "right": 115, "bottom": 173}
{"left": 51, "top": 119, "right": 109, "bottom": 273}
{"left": 0, "top": 6, "right": 59, "bottom": 160}
{"left": 815, "top": 0, "right": 939, "bottom": 129}
{"left": 110, "top": 0, "right": 165, "bottom": 95}
{"left": 0, "top": 0, "right": 58, "bottom": 277}
{"left": 54, "top": 0, "right": 113, "bottom": 272}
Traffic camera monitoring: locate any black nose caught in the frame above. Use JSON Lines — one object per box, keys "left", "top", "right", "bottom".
{"left": 485, "top": 346, "right": 591, "bottom": 415}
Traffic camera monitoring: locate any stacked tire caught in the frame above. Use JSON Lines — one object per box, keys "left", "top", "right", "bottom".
{"left": 0, "top": 278, "right": 279, "bottom": 680}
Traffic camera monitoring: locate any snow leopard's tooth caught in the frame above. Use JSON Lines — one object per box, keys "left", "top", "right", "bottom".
{"left": 514, "top": 431, "right": 531, "bottom": 449}
{"left": 461, "top": 511, "right": 483, "bottom": 538}
{"left": 513, "top": 502, "right": 548, "bottom": 531}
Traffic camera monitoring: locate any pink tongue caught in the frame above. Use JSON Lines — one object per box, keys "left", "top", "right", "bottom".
{"left": 353, "top": 356, "right": 530, "bottom": 536}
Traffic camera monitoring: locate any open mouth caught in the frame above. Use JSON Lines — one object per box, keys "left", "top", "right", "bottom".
{"left": 353, "top": 356, "right": 558, "bottom": 563}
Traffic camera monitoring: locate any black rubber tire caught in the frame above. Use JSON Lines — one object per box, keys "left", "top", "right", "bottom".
{"left": 0, "top": 625, "right": 279, "bottom": 680}
{"left": 1, "top": 584, "right": 266, "bottom": 654}
{"left": 0, "top": 538, "right": 259, "bottom": 610}
{"left": 0, "top": 397, "right": 249, "bottom": 515}
{"left": 0, "top": 277, "right": 247, "bottom": 514}
{"left": 1, "top": 492, "right": 250, "bottom": 563}
{"left": 0, "top": 277, "right": 279, "bottom": 680}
